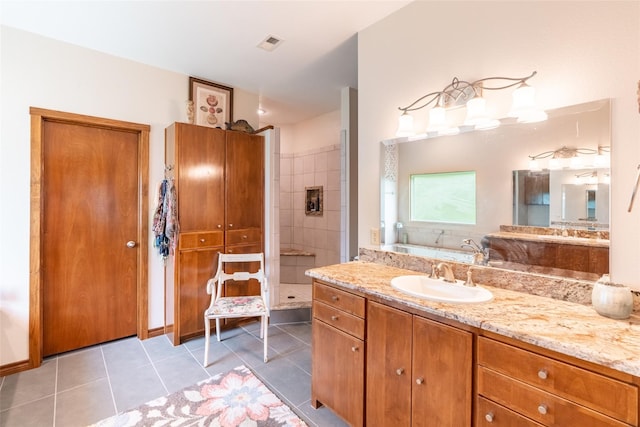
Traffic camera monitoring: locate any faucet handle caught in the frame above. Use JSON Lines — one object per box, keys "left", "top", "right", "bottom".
{"left": 464, "top": 269, "right": 476, "bottom": 287}
{"left": 429, "top": 264, "right": 439, "bottom": 279}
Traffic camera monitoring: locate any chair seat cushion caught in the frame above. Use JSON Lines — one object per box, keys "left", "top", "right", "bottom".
{"left": 206, "top": 296, "right": 267, "bottom": 317}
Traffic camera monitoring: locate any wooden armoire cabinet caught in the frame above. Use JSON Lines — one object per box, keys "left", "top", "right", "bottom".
{"left": 165, "top": 122, "right": 264, "bottom": 345}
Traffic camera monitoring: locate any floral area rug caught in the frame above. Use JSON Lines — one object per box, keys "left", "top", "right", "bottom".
{"left": 91, "top": 365, "right": 307, "bottom": 427}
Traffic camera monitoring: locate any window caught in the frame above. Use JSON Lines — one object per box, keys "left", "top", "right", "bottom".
{"left": 411, "top": 171, "right": 476, "bottom": 224}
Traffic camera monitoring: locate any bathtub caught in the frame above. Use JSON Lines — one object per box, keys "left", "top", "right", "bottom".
{"left": 383, "top": 243, "right": 475, "bottom": 264}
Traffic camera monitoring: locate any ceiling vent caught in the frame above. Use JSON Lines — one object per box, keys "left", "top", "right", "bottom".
{"left": 257, "top": 35, "right": 284, "bottom": 52}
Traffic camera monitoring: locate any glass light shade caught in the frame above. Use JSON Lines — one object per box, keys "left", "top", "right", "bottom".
{"left": 464, "top": 97, "right": 488, "bottom": 126}
{"left": 528, "top": 158, "right": 541, "bottom": 171}
{"left": 396, "top": 113, "right": 415, "bottom": 137}
{"left": 509, "top": 84, "right": 548, "bottom": 123}
{"left": 549, "top": 157, "right": 562, "bottom": 170}
{"left": 570, "top": 156, "right": 584, "bottom": 169}
{"left": 509, "top": 84, "right": 535, "bottom": 116}
{"left": 594, "top": 152, "right": 610, "bottom": 168}
{"left": 426, "top": 106, "right": 447, "bottom": 133}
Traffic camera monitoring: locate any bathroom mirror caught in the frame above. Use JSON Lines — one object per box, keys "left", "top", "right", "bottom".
{"left": 380, "top": 99, "right": 611, "bottom": 277}
{"left": 513, "top": 168, "right": 610, "bottom": 229}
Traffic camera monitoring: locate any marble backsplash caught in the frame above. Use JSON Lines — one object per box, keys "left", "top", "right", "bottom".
{"left": 500, "top": 224, "right": 610, "bottom": 240}
{"left": 358, "top": 247, "right": 640, "bottom": 313}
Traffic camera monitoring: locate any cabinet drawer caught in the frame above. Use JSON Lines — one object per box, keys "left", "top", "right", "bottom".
{"left": 313, "top": 300, "right": 365, "bottom": 339}
{"left": 476, "top": 396, "right": 544, "bottom": 427}
{"left": 313, "top": 282, "right": 365, "bottom": 317}
{"left": 226, "top": 228, "right": 261, "bottom": 245}
{"left": 478, "top": 367, "right": 631, "bottom": 427}
{"left": 478, "top": 337, "right": 637, "bottom": 425}
{"left": 179, "top": 231, "right": 223, "bottom": 250}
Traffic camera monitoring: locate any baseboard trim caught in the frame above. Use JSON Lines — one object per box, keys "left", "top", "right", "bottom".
{"left": 147, "top": 326, "right": 166, "bottom": 338}
{"left": 0, "top": 359, "right": 32, "bottom": 376}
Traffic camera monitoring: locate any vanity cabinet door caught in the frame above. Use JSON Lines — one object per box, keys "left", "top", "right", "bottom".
{"left": 311, "top": 318, "right": 364, "bottom": 426}
{"left": 412, "top": 315, "right": 473, "bottom": 427}
{"left": 366, "top": 302, "right": 473, "bottom": 427}
{"left": 366, "top": 302, "right": 412, "bottom": 426}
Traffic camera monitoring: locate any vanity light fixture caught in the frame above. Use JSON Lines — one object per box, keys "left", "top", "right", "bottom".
{"left": 396, "top": 71, "right": 547, "bottom": 137}
{"left": 574, "top": 171, "right": 598, "bottom": 185}
{"left": 528, "top": 146, "right": 610, "bottom": 171}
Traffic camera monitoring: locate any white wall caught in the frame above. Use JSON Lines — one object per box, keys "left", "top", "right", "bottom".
{"left": 279, "top": 110, "right": 341, "bottom": 154}
{"left": 0, "top": 26, "right": 259, "bottom": 365}
{"left": 358, "top": 1, "right": 640, "bottom": 287}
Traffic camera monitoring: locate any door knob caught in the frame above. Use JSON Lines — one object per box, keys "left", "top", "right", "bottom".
{"left": 126, "top": 241, "right": 136, "bottom": 248}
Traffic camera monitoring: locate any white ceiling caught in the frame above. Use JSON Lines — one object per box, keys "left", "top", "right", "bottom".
{"left": 0, "top": 0, "right": 411, "bottom": 125}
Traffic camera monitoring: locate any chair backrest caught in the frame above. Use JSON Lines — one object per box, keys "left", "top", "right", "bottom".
{"left": 208, "top": 252, "right": 266, "bottom": 300}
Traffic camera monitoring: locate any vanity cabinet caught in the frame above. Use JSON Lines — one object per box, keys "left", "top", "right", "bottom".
{"left": 311, "top": 280, "right": 365, "bottom": 426}
{"left": 366, "top": 301, "right": 473, "bottom": 426}
{"left": 477, "top": 336, "right": 638, "bottom": 427}
{"left": 165, "top": 123, "right": 264, "bottom": 345}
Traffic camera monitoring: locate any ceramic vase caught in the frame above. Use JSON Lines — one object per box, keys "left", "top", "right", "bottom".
{"left": 591, "top": 274, "right": 633, "bottom": 320}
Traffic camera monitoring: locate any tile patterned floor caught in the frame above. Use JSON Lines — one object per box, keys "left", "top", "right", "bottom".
{"left": 0, "top": 319, "right": 347, "bottom": 427}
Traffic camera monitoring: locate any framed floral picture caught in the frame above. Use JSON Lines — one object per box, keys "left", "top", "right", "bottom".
{"left": 189, "top": 77, "right": 233, "bottom": 128}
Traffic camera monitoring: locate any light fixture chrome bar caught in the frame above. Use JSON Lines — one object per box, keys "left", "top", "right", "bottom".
{"left": 398, "top": 71, "right": 538, "bottom": 114}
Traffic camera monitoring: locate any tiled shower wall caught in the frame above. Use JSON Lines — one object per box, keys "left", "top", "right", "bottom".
{"left": 280, "top": 144, "right": 343, "bottom": 270}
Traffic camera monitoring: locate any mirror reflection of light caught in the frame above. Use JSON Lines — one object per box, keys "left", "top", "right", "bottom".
{"left": 187, "top": 165, "right": 221, "bottom": 179}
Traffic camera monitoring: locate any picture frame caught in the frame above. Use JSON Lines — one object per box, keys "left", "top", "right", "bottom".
{"left": 189, "top": 77, "right": 233, "bottom": 128}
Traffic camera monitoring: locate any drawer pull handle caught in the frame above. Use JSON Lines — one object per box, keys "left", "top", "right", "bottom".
{"left": 331, "top": 315, "right": 339, "bottom": 321}
{"left": 415, "top": 377, "right": 424, "bottom": 385}
{"left": 351, "top": 346, "right": 359, "bottom": 352}
{"left": 242, "top": 235, "right": 248, "bottom": 239}
{"left": 537, "top": 404, "right": 548, "bottom": 415}
{"left": 229, "top": 223, "right": 234, "bottom": 228}
{"left": 537, "top": 369, "right": 548, "bottom": 380}
{"left": 217, "top": 224, "right": 222, "bottom": 228}
{"left": 396, "top": 368, "right": 404, "bottom": 376}
{"left": 485, "top": 412, "right": 494, "bottom": 423}
{"left": 331, "top": 295, "right": 339, "bottom": 301}
{"left": 200, "top": 238, "right": 205, "bottom": 242}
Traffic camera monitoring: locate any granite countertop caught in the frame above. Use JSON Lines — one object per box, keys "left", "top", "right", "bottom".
{"left": 485, "top": 231, "right": 610, "bottom": 248}
{"left": 306, "top": 261, "right": 640, "bottom": 377}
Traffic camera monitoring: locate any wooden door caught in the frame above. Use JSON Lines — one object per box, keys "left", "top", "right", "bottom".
{"left": 42, "top": 121, "right": 139, "bottom": 356}
{"left": 366, "top": 302, "right": 412, "bottom": 426}
{"left": 412, "top": 316, "right": 473, "bottom": 427}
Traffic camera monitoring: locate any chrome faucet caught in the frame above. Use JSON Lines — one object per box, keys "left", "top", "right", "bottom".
{"left": 461, "top": 238, "right": 489, "bottom": 266}
{"left": 436, "top": 262, "right": 456, "bottom": 283}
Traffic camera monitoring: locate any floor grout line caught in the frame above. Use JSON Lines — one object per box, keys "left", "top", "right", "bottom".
{"left": 51, "top": 357, "right": 58, "bottom": 427}
{"left": 100, "top": 345, "right": 118, "bottom": 417}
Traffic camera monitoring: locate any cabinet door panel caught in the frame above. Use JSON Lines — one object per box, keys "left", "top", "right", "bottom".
{"left": 175, "top": 248, "right": 220, "bottom": 344}
{"left": 175, "top": 124, "right": 225, "bottom": 231}
{"left": 412, "top": 316, "right": 472, "bottom": 427}
{"left": 226, "top": 132, "right": 264, "bottom": 231}
{"left": 312, "top": 319, "right": 364, "bottom": 426}
{"left": 366, "top": 302, "right": 412, "bottom": 427}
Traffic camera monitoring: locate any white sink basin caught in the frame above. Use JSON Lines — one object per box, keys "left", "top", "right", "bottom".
{"left": 390, "top": 275, "right": 493, "bottom": 304}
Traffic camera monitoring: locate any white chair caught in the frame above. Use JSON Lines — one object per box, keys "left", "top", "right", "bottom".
{"left": 203, "top": 252, "right": 270, "bottom": 367}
